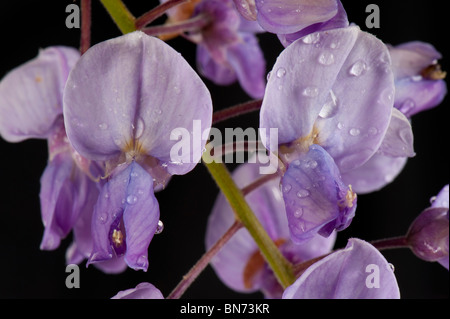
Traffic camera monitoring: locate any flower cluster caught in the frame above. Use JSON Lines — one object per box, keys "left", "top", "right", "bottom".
{"left": 0, "top": 0, "right": 448, "bottom": 299}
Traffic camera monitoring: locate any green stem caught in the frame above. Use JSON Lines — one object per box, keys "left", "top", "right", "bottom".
{"left": 100, "top": 0, "right": 136, "bottom": 34}
{"left": 202, "top": 153, "right": 295, "bottom": 289}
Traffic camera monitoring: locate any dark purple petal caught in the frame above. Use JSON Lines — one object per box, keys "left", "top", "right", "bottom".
{"left": 197, "top": 44, "right": 237, "bottom": 86}
{"left": 261, "top": 26, "right": 394, "bottom": 174}
{"left": 281, "top": 144, "right": 356, "bottom": 243}
{"left": 283, "top": 238, "right": 400, "bottom": 299}
{"left": 255, "top": 0, "right": 338, "bottom": 34}
{"left": 227, "top": 33, "right": 266, "bottom": 98}
{"left": 88, "top": 161, "right": 159, "bottom": 271}
{"left": 112, "top": 282, "right": 164, "bottom": 299}
{"left": 341, "top": 152, "right": 408, "bottom": 194}
{"left": 0, "top": 46, "right": 79, "bottom": 142}
{"left": 278, "top": 0, "right": 348, "bottom": 48}
{"left": 64, "top": 32, "right": 212, "bottom": 176}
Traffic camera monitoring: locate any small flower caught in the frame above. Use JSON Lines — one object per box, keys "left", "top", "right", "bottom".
{"left": 260, "top": 26, "right": 409, "bottom": 242}
{"left": 388, "top": 41, "right": 447, "bottom": 117}
{"left": 63, "top": 31, "right": 212, "bottom": 271}
{"left": 205, "top": 156, "right": 336, "bottom": 298}
{"left": 283, "top": 238, "right": 400, "bottom": 299}
{"left": 111, "top": 282, "right": 164, "bottom": 299}
{"left": 406, "top": 185, "right": 449, "bottom": 269}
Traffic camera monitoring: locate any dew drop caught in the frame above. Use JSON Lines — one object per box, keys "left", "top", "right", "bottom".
{"left": 136, "top": 255, "right": 148, "bottom": 268}
{"left": 319, "top": 90, "right": 338, "bottom": 118}
{"left": 294, "top": 208, "right": 303, "bottom": 218}
{"left": 266, "top": 71, "right": 272, "bottom": 81}
{"left": 388, "top": 263, "right": 395, "bottom": 272}
{"left": 276, "top": 67, "right": 286, "bottom": 78}
{"left": 349, "top": 128, "right": 360, "bottom": 136}
{"left": 155, "top": 220, "right": 164, "bottom": 234}
{"left": 283, "top": 183, "right": 292, "bottom": 194}
{"left": 399, "top": 99, "right": 416, "bottom": 115}
{"left": 429, "top": 196, "right": 437, "bottom": 204}
{"left": 318, "top": 52, "right": 335, "bottom": 66}
{"left": 337, "top": 122, "right": 344, "bottom": 130}
{"left": 154, "top": 108, "right": 162, "bottom": 115}
{"left": 296, "top": 189, "right": 310, "bottom": 198}
{"left": 173, "top": 86, "right": 181, "bottom": 94}
{"left": 302, "top": 86, "right": 319, "bottom": 98}
{"left": 126, "top": 195, "right": 138, "bottom": 205}
{"left": 99, "top": 213, "right": 108, "bottom": 224}
{"left": 302, "top": 33, "right": 320, "bottom": 44}
{"left": 349, "top": 60, "right": 367, "bottom": 77}
{"left": 134, "top": 117, "right": 145, "bottom": 139}
{"left": 368, "top": 127, "right": 378, "bottom": 135}
{"left": 98, "top": 123, "right": 108, "bottom": 130}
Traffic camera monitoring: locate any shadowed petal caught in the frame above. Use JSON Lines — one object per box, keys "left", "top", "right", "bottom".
{"left": 283, "top": 238, "right": 400, "bottom": 299}
{"left": 255, "top": 0, "right": 338, "bottom": 34}
{"left": 0, "top": 46, "right": 79, "bottom": 142}
{"left": 64, "top": 32, "right": 212, "bottom": 175}
{"left": 197, "top": 45, "right": 237, "bottom": 86}
{"left": 281, "top": 144, "right": 356, "bottom": 243}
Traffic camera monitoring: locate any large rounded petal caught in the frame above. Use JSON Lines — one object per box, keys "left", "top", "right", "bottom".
{"left": 111, "top": 282, "right": 164, "bottom": 299}
{"left": 64, "top": 32, "right": 212, "bottom": 175}
{"left": 261, "top": 26, "right": 394, "bottom": 175}
{"left": 255, "top": 0, "right": 338, "bottom": 34}
{"left": 0, "top": 46, "right": 79, "bottom": 142}
{"left": 283, "top": 238, "right": 400, "bottom": 299}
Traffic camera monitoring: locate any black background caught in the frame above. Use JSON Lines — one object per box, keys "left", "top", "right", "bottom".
{"left": 0, "top": 0, "right": 448, "bottom": 299}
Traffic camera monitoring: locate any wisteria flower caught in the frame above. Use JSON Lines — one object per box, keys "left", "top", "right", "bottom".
{"left": 283, "top": 238, "right": 400, "bottom": 299}
{"left": 0, "top": 45, "right": 127, "bottom": 273}
{"left": 111, "top": 282, "right": 164, "bottom": 299}
{"left": 260, "top": 26, "right": 412, "bottom": 243}
{"left": 161, "top": 0, "right": 266, "bottom": 98}
{"left": 406, "top": 185, "right": 449, "bottom": 269}
{"left": 388, "top": 41, "right": 447, "bottom": 117}
{"left": 205, "top": 156, "right": 336, "bottom": 298}
{"left": 63, "top": 31, "right": 212, "bottom": 271}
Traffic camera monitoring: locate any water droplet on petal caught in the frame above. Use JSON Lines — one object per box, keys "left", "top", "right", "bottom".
{"left": 154, "top": 108, "right": 162, "bottom": 115}
{"left": 337, "top": 122, "right": 344, "bottom": 130}
{"left": 349, "top": 60, "right": 367, "bottom": 76}
{"left": 134, "top": 117, "right": 145, "bottom": 139}
{"left": 283, "top": 184, "right": 292, "bottom": 194}
{"left": 99, "top": 213, "right": 108, "bottom": 224}
{"left": 302, "top": 86, "right": 319, "bottom": 98}
{"left": 136, "top": 255, "right": 148, "bottom": 268}
{"left": 349, "top": 128, "right": 360, "bottom": 136}
{"left": 302, "top": 33, "right": 320, "bottom": 44}
{"left": 276, "top": 67, "right": 286, "bottom": 78}
{"left": 319, "top": 91, "right": 339, "bottom": 118}
{"left": 318, "top": 52, "right": 335, "bottom": 66}
{"left": 368, "top": 127, "right": 378, "bottom": 135}
{"left": 296, "top": 189, "right": 310, "bottom": 198}
{"left": 399, "top": 99, "right": 416, "bottom": 115}
{"left": 99, "top": 123, "right": 108, "bottom": 130}
{"left": 388, "top": 263, "right": 395, "bottom": 272}
{"left": 155, "top": 220, "right": 164, "bottom": 234}
{"left": 294, "top": 208, "right": 303, "bottom": 218}
{"left": 430, "top": 196, "right": 437, "bottom": 204}
{"left": 126, "top": 195, "right": 138, "bottom": 205}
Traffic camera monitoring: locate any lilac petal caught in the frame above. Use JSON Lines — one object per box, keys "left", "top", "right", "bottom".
{"left": 233, "top": 0, "right": 257, "bottom": 21}
{"left": 341, "top": 153, "right": 408, "bottom": 194}
{"left": 281, "top": 144, "right": 356, "bottom": 243}
{"left": 388, "top": 41, "right": 442, "bottom": 79}
{"left": 255, "top": 0, "right": 338, "bottom": 34}
{"left": 432, "top": 185, "right": 449, "bottom": 208}
{"left": 88, "top": 161, "right": 159, "bottom": 271}
{"left": 111, "top": 282, "right": 164, "bottom": 299}
{"left": 261, "top": 26, "right": 394, "bottom": 174}
{"left": 377, "top": 108, "right": 415, "bottom": 158}
{"left": 283, "top": 238, "right": 400, "bottom": 299}
{"left": 394, "top": 78, "right": 447, "bottom": 117}
{"left": 227, "top": 33, "right": 266, "bottom": 98}
{"left": 278, "top": 0, "right": 348, "bottom": 48}
{"left": 197, "top": 45, "right": 237, "bottom": 86}
{"left": 64, "top": 32, "right": 212, "bottom": 175}
{"left": 0, "top": 46, "right": 79, "bottom": 142}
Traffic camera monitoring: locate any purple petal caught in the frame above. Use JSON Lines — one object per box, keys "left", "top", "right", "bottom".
{"left": 88, "top": 161, "right": 159, "bottom": 271}
{"left": 63, "top": 32, "right": 212, "bottom": 175}
{"left": 283, "top": 238, "right": 400, "bottom": 299}
{"left": 341, "top": 152, "right": 408, "bottom": 194}
{"left": 394, "top": 78, "right": 447, "bottom": 117}
{"left": 233, "top": 0, "right": 257, "bottom": 21}
{"left": 261, "top": 26, "right": 394, "bottom": 175}
{"left": 281, "top": 144, "right": 356, "bottom": 243}
{"left": 0, "top": 46, "right": 79, "bottom": 142}
{"left": 377, "top": 108, "right": 415, "bottom": 158}
{"left": 111, "top": 282, "right": 164, "bottom": 299}
{"left": 255, "top": 0, "right": 338, "bottom": 34}
{"left": 278, "top": 0, "right": 348, "bottom": 48}
{"left": 432, "top": 185, "right": 449, "bottom": 208}
{"left": 227, "top": 33, "right": 266, "bottom": 98}
{"left": 197, "top": 45, "right": 237, "bottom": 86}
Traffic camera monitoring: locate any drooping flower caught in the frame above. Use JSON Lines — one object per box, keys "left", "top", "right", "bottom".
{"left": 260, "top": 26, "right": 414, "bottom": 242}
{"left": 63, "top": 31, "right": 212, "bottom": 271}
{"left": 161, "top": 0, "right": 266, "bottom": 98}
{"left": 282, "top": 238, "right": 400, "bottom": 299}
{"left": 111, "top": 282, "right": 164, "bottom": 299}
{"left": 388, "top": 41, "right": 447, "bottom": 117}
{"left": 205, "top": 156, "right": 336, "bottom": 298}
{"left": 406, "top": 185, "right": 449, "bottom": 269}
{"left": 0, "top": 45, "right": 127, "bottom": 273}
